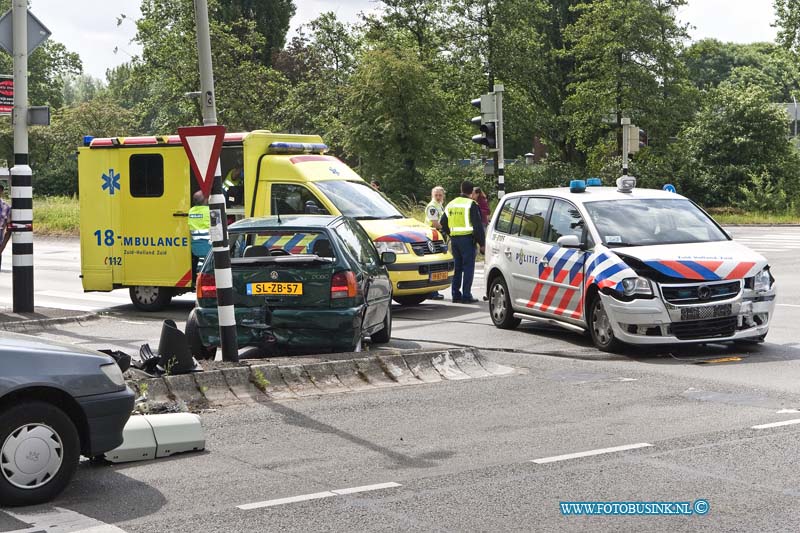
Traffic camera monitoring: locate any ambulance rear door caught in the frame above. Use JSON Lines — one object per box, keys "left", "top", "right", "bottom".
{"left": 119, "top": 147, "right": 193, "bottom": 289}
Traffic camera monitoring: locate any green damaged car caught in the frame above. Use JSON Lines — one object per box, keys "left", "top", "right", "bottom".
{"left": 186, "top": 215, "right": 395, "bottom": 358}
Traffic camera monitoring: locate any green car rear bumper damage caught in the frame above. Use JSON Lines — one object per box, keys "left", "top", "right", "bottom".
{"left": 195, "top": 305, "right": 365, "bottom": 351}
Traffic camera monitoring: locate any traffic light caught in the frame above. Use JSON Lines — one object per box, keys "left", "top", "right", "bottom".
{"left": 470, "top": 93, "right": 498, "bottom": 150}
{"left": 627, "top": 124, "right": 641, "bottom": 154}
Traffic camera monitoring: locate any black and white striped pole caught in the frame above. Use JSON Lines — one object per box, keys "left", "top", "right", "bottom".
{"left": 193, "top": 0, "right": 238, "bottom": 362}
{"left": 11, "top": 0, "right": 32, "bottom": 313}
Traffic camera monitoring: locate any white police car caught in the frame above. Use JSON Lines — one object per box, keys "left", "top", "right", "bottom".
{"left": 484, "top": 177, "right": 776, "bottom": 352}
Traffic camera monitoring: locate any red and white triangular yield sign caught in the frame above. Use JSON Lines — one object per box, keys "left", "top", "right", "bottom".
{"left": 178, "top": 125, "right": 226, "bottom": 197}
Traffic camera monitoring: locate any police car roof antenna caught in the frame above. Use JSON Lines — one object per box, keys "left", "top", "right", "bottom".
{"left": 272, "top": 198, "right": 282, "bottom": 224}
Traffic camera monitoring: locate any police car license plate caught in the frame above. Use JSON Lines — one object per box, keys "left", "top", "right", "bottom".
{"left": 430, "top": 271, "right": 448, "bottom": 282}
{"left": 247, "top": 282, "right": 303, "bottom": 296}
{"left": 679, "top": 303, "right": 732, "bottom": 321}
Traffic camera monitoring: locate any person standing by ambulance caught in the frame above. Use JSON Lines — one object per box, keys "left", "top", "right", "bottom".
{"left": 189, "top": 191, "right": 211, "bottom": 276}
{"left": 425, "top": 186, "right": 446, "bottom": 301}
{"left": 440, "top": 180, "right": 485, "bottom": 304}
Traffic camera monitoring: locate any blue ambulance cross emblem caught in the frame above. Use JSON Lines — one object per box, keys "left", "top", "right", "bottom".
{"left": 102, "top": 169, "right": 121, "bottom": 196}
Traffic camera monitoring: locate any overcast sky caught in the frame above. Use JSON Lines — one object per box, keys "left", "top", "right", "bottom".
{"left": 28, "top": 0, "right": 779, "bottom": 80}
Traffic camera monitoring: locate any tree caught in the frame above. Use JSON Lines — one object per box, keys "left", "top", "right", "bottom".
{"left": 684, "top": 40, "right": 800, "bottom": 101}
{"left": 26, "top": 98, "right": 138, "bottom": 195}
{"left": 218, "top": 0, "right": 296, "bottom": 66}
{"left": 681, "top": 82, "right": 800, "bottom": 206}
{"left": 565, "top": 0, "right": 695, "bottom": 158}
{"left": 343, "top": 47, "right": 459, "bottom": 196}
{"left": 127, "top": 0, "right": 290, "bottom": 133}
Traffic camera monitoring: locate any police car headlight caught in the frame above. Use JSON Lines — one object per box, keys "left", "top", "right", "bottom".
{"left": 375, "top": 241, "right": 408, "bottom": 254}
{"left": 753, "top": 267, "right": 772, "bottom": 292}
{"left": 621, "top": 277, "right": 653, "bottom": 297}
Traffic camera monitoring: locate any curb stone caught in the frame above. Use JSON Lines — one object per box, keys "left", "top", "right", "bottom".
{"left": 221, "top": 367, "right": 267, "bottom": 403}
{"left": 194, "top": 370, "right": 240, "bottom": 407}
{"left": 163, "top": 374, "right": 206, "bottom": 405}
{"left": 250, "top": 365, "right": 296, "bottom": 400}
{"left": 0, "top": 312, "right": 99, "bottom": 332}
{"left": 128, "top": 348, "right": 515, "bottom": 409}
{"left": 279, "top": 364, "right": 323, "bottom": 397}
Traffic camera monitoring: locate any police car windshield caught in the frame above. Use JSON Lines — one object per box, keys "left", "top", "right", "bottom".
{"left": 584, "top": 198, "right": 728, "bottom": 247}
{"left": 315, "top": 181, "right": 404, "bottom": 220}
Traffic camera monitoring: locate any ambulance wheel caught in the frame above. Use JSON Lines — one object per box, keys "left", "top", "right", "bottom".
{"left": 588, "top": 295, "right": 623, "bottom": 352}
{"left": 0, "top": 402, "right": 80, "bottom": 506}
{"left": 393, "top": 294, "right": 427, "bottom": 306}
{"left": 129, "top": 286, "right": 172, "bottom": 312}
{"left": 185, "top": 310, "right": 217, "bottom": 360}
{"left": 489, "top": 276, "right": 520, "bottom": 330}
{"left": 371, "top": 304, "right": 392, "bottom": 344}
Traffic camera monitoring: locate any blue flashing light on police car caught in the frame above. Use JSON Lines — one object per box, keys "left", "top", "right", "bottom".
{"left": 569, "top": 179, "right": 587, "bottom": 193}
{"left": 586, "top": 178, "right": 602, "bottom": 187}
{"left": 267, "top": 142, "right": 328, "bottom": 155}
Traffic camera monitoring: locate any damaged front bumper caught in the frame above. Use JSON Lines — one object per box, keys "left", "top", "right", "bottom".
{"left": 602, "top": 282, "right": 776, "bottom": 345}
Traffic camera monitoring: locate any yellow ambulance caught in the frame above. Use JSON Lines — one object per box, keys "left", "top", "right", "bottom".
{"left": 78, "top": 131, "right": 454, "bottom": 310}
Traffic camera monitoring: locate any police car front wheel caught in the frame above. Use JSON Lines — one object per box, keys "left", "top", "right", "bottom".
{"left": 588, "top": 296, "right": 622, "bottom": 352}
{"left": 489, "top": 276, "right": 521, "bottom": 330}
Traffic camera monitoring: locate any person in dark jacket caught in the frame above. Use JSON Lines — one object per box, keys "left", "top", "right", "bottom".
{"left": 440, "top": 181, "right": 485, "bottom": 303}
{"left": 472, "top": 186, "right": 490, "bottom": 228}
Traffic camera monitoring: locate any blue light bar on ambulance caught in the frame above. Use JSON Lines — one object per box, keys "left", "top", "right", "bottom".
{"left": 569, "top": 179, "right": 586, "bottom": 193}
{"left": 267, "top": 142, "right": 328, "bottom": 155}
{"left": 83, "top": 135, "right": 94, "bottom": 146}
{"left": 586, "top": 178, "right": 602, "bottom": 187}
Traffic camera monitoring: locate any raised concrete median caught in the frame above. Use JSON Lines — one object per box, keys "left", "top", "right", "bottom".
{"left": 127, "top": 347, "right": 515, "bottom": 410}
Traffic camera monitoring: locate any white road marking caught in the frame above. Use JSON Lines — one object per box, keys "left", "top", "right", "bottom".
{"left": 237, "top": 482, "right": 401, "bottom": 510}
{"left": 777, "top": 304, "right": 800, "bottom": 308}
{"left": 531, "top": 443, "right": 653, "bottom": 464}
{"left": 4, "top": 506, "right": 127, "bottom": 533}
{"left": 330, "top": 482, "right": 402, "bottom": 495}
{"left": 752, "top": 419, "right": 800, "bottom": 429}
{"left": 776, "top": 409, "right": 800, "bottom": 414}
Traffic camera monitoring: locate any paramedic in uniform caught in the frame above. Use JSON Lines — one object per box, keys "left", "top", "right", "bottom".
{"left": 440, "top": 181, "right": 485, "bottom": 304}
{"left": 425, "top": 186, "right": 446, "bottom": 301}
{"left": 189, "top": 191, "right": 211, "bottom": 275}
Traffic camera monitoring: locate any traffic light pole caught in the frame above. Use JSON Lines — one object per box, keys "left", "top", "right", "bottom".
{"left": 193, "top": 0, "right": 238, "bottom": 362}
{"left": 494, "top": 84, "right": 504, "bottom": 199}
{"left": 11, "top": 0, "right": 33, "bottom": 313}
{"left": 621, "top": 117, "right": 630, "bottom": 176}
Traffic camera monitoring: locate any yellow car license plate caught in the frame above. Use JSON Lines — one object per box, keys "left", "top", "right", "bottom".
{"left": 246, "top": 282, "right": 303, "bottom": 296}
{"left": 430, "top": 271, "right": 449, "bottom": 282}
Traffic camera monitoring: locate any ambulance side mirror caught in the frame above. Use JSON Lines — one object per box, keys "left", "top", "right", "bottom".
{"left": 557, "top": 235, "right": 583, "bottom": 249}
{"left": 304, "top": 201, "right": 321, "bottom": 214}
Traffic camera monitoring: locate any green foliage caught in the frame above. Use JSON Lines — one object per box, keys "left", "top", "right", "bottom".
{"left": 684, "top": 40, "right": 800, "bottom": 100}
{"left": 343, "top": 46, "right": 460, "bottom": 196}
{"left": 678, "top": 83, "right": 800, "bottom": 208}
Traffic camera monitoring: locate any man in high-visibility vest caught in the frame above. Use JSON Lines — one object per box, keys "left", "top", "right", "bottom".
{"left": 425, "top": 186, "right": 446, "bottom": 301}
{"left": 189, "top": 191, "right": 211, "bottom": 275}
{"left": 440, "top": 180, "right": 485, "bottom": 304}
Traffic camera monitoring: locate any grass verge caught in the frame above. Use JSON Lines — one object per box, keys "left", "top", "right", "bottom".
{"left": 707, "top": 208, "right": 800, "bottom": 225}
{"left": 35, "top": 196, "right": 80, "bottom": 236}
